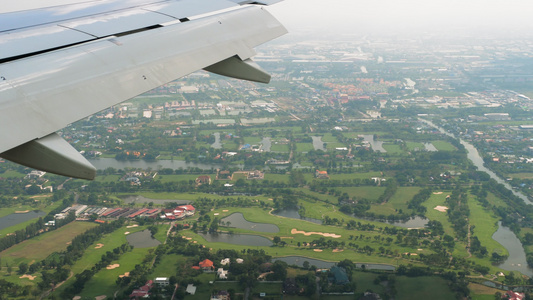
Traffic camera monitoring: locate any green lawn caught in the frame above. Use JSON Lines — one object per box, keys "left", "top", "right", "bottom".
{"left": 0, "top": 221, "right": 99, "bottom": 266}
{"left": 295, "top": 143, "right": 314, "bottom": 153}
{"left": 382, "top": 144, "right": 404, "bottom": 155}
{"left": 405, "top": 142, "right": 425, "bottom": 151}
{"left": 369, "top": 187, "right": 421, "bottom": 215}
{"left": 432, "top": 140, "right": 456, "bottom": 151}
{"left": 396, "top": 276, "right": 455, "bottom": 300}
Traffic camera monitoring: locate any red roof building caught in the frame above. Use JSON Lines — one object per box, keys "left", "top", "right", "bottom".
{"left": 503, "top": 291, "right": 525, "bottom": 300}
{"left": 199, "top": 259, "right": 214, "bottom": 271}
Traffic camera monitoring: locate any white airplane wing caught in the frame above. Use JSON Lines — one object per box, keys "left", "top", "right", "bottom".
{"left": 0, "top": 0, "right": 286, "bottom": 180}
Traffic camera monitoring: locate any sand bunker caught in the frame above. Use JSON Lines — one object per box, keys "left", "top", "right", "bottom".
{"left": 126, "top": 224, "right": 139, "bottom": 228}
{"left": 15, "top": 210, "right": 30, "bottom": 213}
{"left": 214, "top": 213, "right": 219, "bottom": 216}
{"left": 332, "top": 249, "right": 344, "bottom": 253}
{"left": 19, "top": 274, "right": 36, "bottom": 280}
{"left": 313, "top": 249, "right": 323, "bottom": 252}
{"left": 186, "top": 237, "right": 192, "bottom": 240}
{"left": 95, "top": 296, "right": 107, "bottom": 300}
{"left": 434, "top": 206, "right": 448, "bottom": 212}
{"left": 124, "top": 232, "right": 130, "bottom": 235}
{"left": 223, "top": 210, "right": 229, "bottom": 212}
{"left": 119, "top": 272, "right": 130, "bottom": 278}
{"left": 291, "top": 228, "right": 341, "bottom": 238}
{"left": 95, "top": 243, "right": 104, "bottom": 249}
{"left": 433, "top": 192, "right": 443, "bottom": 195}
{"left": 73, "top": 297, "right": 81, "bottom": 300}
{"left": 193, "top": 241, "right": 197, "bottom": 243}
{"left": 106, "top": 264, "right": 120, "bottom": 270}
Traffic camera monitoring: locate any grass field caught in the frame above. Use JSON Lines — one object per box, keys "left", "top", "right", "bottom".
{"left": 432, "top": 140, "right": 456, "bottom": 151}
{"left": 368, "top": 187, "right": 421, "bottom": 215}
{"left": 336, "top": 186, "right": 386, "bottom": 202}
{"left": 395, "top": 276, "right": 455, "bottom": 300}
{"left": 0, "top": 221, "right": 98, "bottom": 266}
{"left": 468, "top": 195, "right": 508, "bottom": 258}
{"left": 295, "top": 143, "right": 314, "bottom": 153}
{"left": 469, "top": 282, "right": 501, "bottom": 300}
{"left": 423, "top": 192, "right": 454, "bottom": 236}
{"left": 382, "top": 144, "right": 404, "bottom": 155}
{"left": 405, "top": 141, "right": 425, "bottom": 151}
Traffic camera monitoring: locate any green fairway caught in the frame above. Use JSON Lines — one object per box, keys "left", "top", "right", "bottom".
{"left": 0, "top": 221, "right": 99, "bottom": 266}
{"left": 295, "top": 143, "right": 314, "bottom": 152}
{"left": 368, "top": 187, "right": 421, "bottom": 215}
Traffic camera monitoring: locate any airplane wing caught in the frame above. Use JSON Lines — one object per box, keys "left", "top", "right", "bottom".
{"left": 0, "top": 0, "right": 287, "bottom": 180}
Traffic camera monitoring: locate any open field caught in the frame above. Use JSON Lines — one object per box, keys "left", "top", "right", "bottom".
{"left": 469, "top": 282, "right": 502, "bottom": 300}
{"left": 431, "top": 140, "right": 456, "bottom": 151}
{"left": 395, "top": 276, "right": 455, "bottom": 300}
{"left": 0, "top": 222, "right": 98, "bottom": 266}
{"left": 468, "top": 195, "right": 508, "bottom": 258}
{"left": 295, "top": 143, "right": 314, "bottom": 153}
{"left": 336, "top": 186, "right": 386, "bottom": 202}
{"left": 368, "top": 186, "right": 421, "bottom": 215}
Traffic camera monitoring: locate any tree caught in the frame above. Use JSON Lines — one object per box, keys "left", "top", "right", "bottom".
{"left": 18, "top": 263, "right": 28, "bottom": 275}
{"left": 273, "top": 236, "right": 281, "bottom": 245}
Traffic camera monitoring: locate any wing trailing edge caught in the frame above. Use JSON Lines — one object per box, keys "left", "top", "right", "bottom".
{"left": 0, "top": 133, "right": 96, "bottom": 180}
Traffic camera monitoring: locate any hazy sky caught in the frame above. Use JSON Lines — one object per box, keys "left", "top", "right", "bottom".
{"left": 4, "top": 0, "right": 533, "bottom": 38}
{"left": 268, "top": 0, "right": 533, "bottom": 37}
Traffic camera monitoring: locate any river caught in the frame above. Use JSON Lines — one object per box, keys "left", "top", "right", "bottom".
{"left": 88, "top": 157, "right": 228, "bottom": 171}
{"left": 419, "top": 119, "right": 531, "bottom": 205}
{"left": 492, "top": 222, "right": 533, "bottom": 276}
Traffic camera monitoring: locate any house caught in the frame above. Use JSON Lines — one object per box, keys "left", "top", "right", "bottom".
{"left": 217, "top": 170, "right": 232, "bottom": 180}
{"left": 328, "top": 266, "right": 349, "bottom": 285}
{"left": 247, "top": 170, "right": 264, "bottom": 180}
{"left": 129, "top": 280, "right": 153, "bottom": 299}
{"left": 236, "top": 258, "right": 244, "bottom": 264}
{"left": 503, "top": 291, "right": 525, "bottom": 300}
{"left": 217, "top": 268, "right": 228, "bottom": 279}
{"left": 196, "top": 175, "right": 212, "bottom": 185}
{"left": 359, "top": 292, "right": 382, "bottom": 300}
{"left": 211, "top": 290, "right": 230, "bottom": 300}
{"left": 221, "top": 258, "right": 230, "bottom": 266}
{"left": 315, "top": 170, "right": 329, "bottom": 179}
{"left": 186, "top": 284, "right": 197, "bottom": 295}
{"left": 199, "top": 259, "right": 214, "bottom": 271}
{"left": 282, "top": 278, "right": 299, "bottom": 294}
{"left": 154, "top": 277, "right": 169, "bottom": 286}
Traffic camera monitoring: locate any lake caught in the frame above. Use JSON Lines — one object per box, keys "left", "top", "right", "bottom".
{"left": 198, "top": 232, "right": 273, "bottom": 247}
{"left": 221, "top": 213, "right": 279, "bottom": 233}
{"left": 0, "top": 211, "right": 46, "bottom": 231}
{"left": 272, "top": 208, "right": 323, "bottom": 224}
{"left": 126, "top": 229, "right": 161, "bottom": 248}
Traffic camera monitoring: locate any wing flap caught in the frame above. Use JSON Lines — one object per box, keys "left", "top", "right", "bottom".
{"left": 0, "top": 6, "right": 287, "bottom": 156}
{"left": 0, "top": 133, "right": 96, "bottom": 180}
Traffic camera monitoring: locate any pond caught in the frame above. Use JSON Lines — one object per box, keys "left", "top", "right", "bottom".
{"left": 120, "top": 195, "right": 189, "bottom": 205}
{"left": 126, "top": 229, "right": 162, "bottom": 248}
{"left": 274, "top": 256, "right": 335, "bottom": 269}
{"left": 362, "top": 134, "right": 386, "bottom": 152}
{"left": 221, "top": 213, "right": 279, "bottom": 233}
{"left": 198, "top": 232, "right": 273, "bottom": 247}
{"left": 261, "top": 137, "right": 272, "bottom": 152}
{"left": 211, "top": 132, "right": 222, "bottom": 149}
{"left": 0, "top": 211, "right": 46, "bottom": 231}
{"left": 492, "top": 221, "right": 533, "bottom": 277}
{"left": 311, "top": 136, "right": 325, "bottom": 151}
{"left": 357, "top": 216, "right": 429, "bottom": 229}
{"left": 272, "top": 208, "right": 322, "bottom": 224}
{"left": 423, "top": 143, "right": 438, "bottom": 152}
